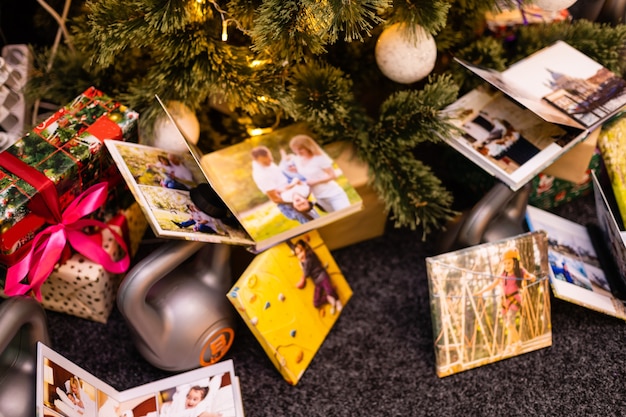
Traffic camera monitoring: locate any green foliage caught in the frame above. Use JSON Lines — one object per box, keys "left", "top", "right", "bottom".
{"left": 361, "top": 74, "right": 460, "bottom": 235}
{"left": 377, "top": 76, "right": 459, "bottom": 149}
{"left": 388, "top": 0, "right": 450, "bottom": 35}
{"left": 435, "top": 0, "right": 497, "bottom": 51}
{"left": 325, "top": 0, "right": 390, "bottom": 42}
{"left": 250, "top": 1, "right": 329, "bottom": 59}
{"left": 449, "top": 36, "right": 509, "bottom": 94}
{"left": 283, "top": 61, "right": 355, "bottom": 127}
{"left": 27, "top": 52, "right": 87, "bottom": 105}
{"left": 24, "top": 0, "right": 626, "bottom": 237}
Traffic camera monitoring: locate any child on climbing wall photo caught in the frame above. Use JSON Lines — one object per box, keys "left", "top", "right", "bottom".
{"left": 226, "top": 230, "right": 353, "bottom": 385}
{"left": 291, "top": 236, "right": 343, "bottom": 315}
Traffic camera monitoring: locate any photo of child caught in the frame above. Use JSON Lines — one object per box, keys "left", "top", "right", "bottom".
{"left": 40, "top": 358, "right": 98, "bottom": 417}
{"left": 227, "top": 230, "right": 353, "bottom": 385}
{"left": 147, "top": 153, "right": 196, "bottom": 191}
{"left": 291, "top": 237, "right": 343, "bottom": 314}
{"left": 426, "top": 231, "right": 551, "bottom": 377}
{"left": 158, "top": 373, "right": 236, "bottom": 417}
{"left": 105, "top": 141, "right": 254, "bottom": 247}
{"left": 172, "top": 203, "right": 225, "bottom": 234}
{"left": 473, "top": 247, "right": 537, "bottom": 354}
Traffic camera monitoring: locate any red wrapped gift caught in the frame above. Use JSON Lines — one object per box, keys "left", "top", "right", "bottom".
{"left": 0, "top": 87, "right": 138, "bottom": 265}
{"left": 0, "top": 179, "right": 131, "bottom": 299}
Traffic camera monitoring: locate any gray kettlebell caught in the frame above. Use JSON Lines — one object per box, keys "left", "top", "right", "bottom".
{"left": 436, "top": 182, "right": 531, "bottom": 253}
{"left": 117, "top": 241, "right": 236, "bottom": 372}
{"left": 0, "top": 296, "right": 50, "bottom": 417}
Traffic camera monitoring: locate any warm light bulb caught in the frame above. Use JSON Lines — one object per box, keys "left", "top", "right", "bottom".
{"left": 247, "top": 127, "right": 274, "bottom": 136}
{"left": 222, "top": 20, "right": 228, "bottom": 41}
{"left": 250, "top": 59, "right": 270, "bottom": 68}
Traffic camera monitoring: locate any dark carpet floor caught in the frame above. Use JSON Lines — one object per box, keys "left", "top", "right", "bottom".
{"left": 36, "top": 191, "right": 626, "bottom": 417}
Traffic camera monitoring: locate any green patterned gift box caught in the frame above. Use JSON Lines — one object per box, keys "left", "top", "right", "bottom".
{"left": 0, "top": 87, "right": 138, "bottom": 265}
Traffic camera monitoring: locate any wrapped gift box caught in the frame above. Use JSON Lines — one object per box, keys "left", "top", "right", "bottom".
{"left": 484, "top": 4, "right": 570, "bottom": 38}
{"left": 0, "top": 87, "right": 138, "bottom": 265}
{"left": 529, "top": 149, "right": 601, "bottom": 210}
{"left": 0, "top": 202, "right": 148, "bottom": 322}
{"left": 317, "top": 142, "right": 388, "bottom": 250}
{"left": 37, "top": 227, "right": 125, "bottom": 323}
{"left": 542, "top": 128, "right": 599, "bottom": 184}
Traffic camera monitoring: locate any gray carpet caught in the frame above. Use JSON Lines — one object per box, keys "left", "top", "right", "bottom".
{"left": 38, "top": 191, "right": 626, "bottom": 417}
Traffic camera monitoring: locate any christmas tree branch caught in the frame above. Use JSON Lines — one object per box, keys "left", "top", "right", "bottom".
{"left": 357, "top": 74, "right": 460, "bottom": 235}
{"left": 24, "top": 1, "right": 626, "bottom": 237}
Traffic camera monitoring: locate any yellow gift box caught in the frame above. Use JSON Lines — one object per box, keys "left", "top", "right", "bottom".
{"left": 318, "top": 142, "right": 388, "bottom": 250}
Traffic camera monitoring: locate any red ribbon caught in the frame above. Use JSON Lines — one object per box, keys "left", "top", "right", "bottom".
{"left": 0, "top": 152, "right": 130, "bottom": 300}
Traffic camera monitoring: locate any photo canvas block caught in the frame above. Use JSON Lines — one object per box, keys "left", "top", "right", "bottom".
{"left": 426, "top": 231, "right": 551, "bottom": 377}
{"left": 227, "top": 230, "right": 352, "bottom": 385}
{"left": 597, "top": 112, "right": 626, "bottom": 226}
{"left": 527, "top": 205, "right": 626, "bottom": 321}
{"left": 199, "top": 123, "right": 363, "bottom": 252}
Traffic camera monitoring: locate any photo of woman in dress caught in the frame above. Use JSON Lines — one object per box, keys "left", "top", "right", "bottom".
{"left": 288, "top": 134, "right": 351, "bottom": 213}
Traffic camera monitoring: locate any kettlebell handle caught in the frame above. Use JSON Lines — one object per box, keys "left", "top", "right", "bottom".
{"left": 0, "top": 296, "right": 50, "bottom": 353}
{"left": 117, "top": 240, "right": 207, "bottom": 340}
{"left": 455, "top": 182, "right": 530, "bottom": 248}
{"left": 117, "top": 241, "right": 235, "bottom": 371}
{"left": 437, "top": 181, "right": 531, "bottom": 253}
{"left": 0, "top": 296, "right": 49, "bottom": 417}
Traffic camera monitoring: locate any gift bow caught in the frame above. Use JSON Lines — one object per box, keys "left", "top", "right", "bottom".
{"left": 4, "top": 181, "right": 130, "bottom": 300}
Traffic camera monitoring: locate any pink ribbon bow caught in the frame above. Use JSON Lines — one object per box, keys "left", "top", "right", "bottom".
{"left": 4, "top": 182, "right": 130, "bottom": 300}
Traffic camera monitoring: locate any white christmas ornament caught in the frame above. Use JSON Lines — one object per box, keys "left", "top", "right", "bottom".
{"left": 532, "top": 0, "right": 578, "bottom": 12}
{"left": 375, "top": 23, "right": 437, "bottom": 84}
{"left": 142, "top": 101, "right": 200, "bottom": 153}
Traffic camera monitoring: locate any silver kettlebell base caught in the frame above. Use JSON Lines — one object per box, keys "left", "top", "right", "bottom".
{"left": 118, "top": 241, "right": 235, "bottom": 372}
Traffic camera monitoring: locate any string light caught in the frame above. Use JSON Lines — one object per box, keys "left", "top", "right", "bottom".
{"left": 249, "top": 59, "right": 271, "bottom": 68}
{"left": 222, "top": 19, "right": 229, "bottom": 41}
{"left": 205, "top": 0, "right": 231, "bottom": 41}
{"left": 247, "top": 127, "right": 274, "bottom": 136}
{"left": 241, "top": 109, "right": 282, "bottom": 137}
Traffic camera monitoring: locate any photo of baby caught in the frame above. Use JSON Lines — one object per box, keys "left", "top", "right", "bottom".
{"left": 158, "top": 372, "right": 236, "bottom": 417}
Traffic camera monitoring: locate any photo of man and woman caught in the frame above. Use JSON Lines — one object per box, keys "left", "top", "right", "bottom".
{"left": 200, "top": 124, "right": 362, "bottom": 251}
